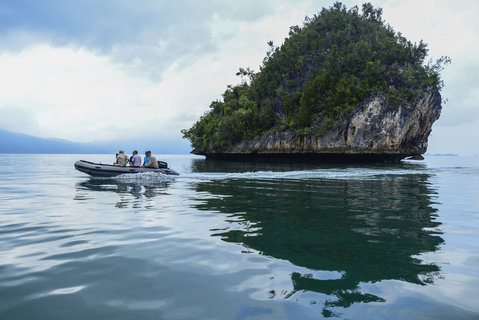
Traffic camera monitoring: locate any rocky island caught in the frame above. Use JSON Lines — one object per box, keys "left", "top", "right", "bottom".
{"left": 182, "top": 2, "right": 449, "bottom": 162}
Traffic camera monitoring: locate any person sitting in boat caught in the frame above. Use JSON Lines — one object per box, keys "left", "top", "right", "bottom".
{"left": 143, "top": 153, "right": 149, "bottom": 166}
{"left": 129, "top": 150, "right": 142, "bottom": 167}
{"left": 114, "top": 150, "right": 129, "bottom": 167}
{"left": 142, "top": 151, "right": 159, "bottom": 169}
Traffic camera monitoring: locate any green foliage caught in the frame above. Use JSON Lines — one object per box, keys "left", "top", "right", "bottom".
{"left": 182, "top": 2, "right": 449, "bottom": 150}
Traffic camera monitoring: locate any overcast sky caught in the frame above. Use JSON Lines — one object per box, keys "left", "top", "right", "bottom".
{"left": 0, "top": 0, "right": 477, "bottom": 155}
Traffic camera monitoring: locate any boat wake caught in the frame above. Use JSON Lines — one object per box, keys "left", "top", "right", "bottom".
{"left": 112, "top": 171, "right": 178, "bottom": 183}
{"left": 86, "top": 165, "right": 431, "bottom": 185}
{"left": 180, "top": 167, "right": 430, "bottom": 182}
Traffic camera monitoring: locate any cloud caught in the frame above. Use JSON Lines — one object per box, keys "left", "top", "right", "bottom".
{"left": 374, "top": 0, "right": 479, "bottom": 59}
{"left": 0, "top": 1, "right": 320, "bottom": 145}
{"left": 0, "top": 105, "right": 39, "bottom": 133}
{"left": 0, "top": 0, "right": 478, "bottom": 154}
{"left": 0, "top": 0, "right": 280, "bottom": 79}
{"left": 428, "top": 120, "right": 479, "bottom": 155}
{"left": 0, "top": 46, "right": 155, "bottom": 141}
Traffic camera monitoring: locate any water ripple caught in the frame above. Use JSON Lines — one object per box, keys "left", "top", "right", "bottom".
{"left": 0, "top": 154, "right": 478, "bottom": 319}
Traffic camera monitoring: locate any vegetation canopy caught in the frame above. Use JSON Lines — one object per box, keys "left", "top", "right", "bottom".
{"left": 182, "top": 2, "right": 449, "bottom": 150}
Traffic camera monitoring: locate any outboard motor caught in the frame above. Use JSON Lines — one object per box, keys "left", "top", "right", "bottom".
{"left": 157, "top": 161, "right": 168, "bottom": 168}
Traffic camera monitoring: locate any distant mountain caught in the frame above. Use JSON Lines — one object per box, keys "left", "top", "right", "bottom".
{"left": 0, "top": 128, "right": 191, "bottom": 154}
{"left": 0, "top": 128, "right": 109, "bottom": 154}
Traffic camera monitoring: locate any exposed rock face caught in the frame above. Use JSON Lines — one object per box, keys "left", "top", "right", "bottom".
{"left": 193, "top": 90, "right": 441, "bottom": 162}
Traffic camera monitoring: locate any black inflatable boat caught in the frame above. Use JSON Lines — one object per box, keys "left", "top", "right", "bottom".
{"left": 74, "top": 160, "right": 179, "bottom": 177}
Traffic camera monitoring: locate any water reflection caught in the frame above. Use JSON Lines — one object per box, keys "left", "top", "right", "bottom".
{"left": 191, "top": 158, "right": 325, "bottom": 173}
{"left": 191, "top": 157, "right": 429, "bottom": 173}
{"left": 74, "top": 178, "right": 171, "bottom": 208}
{"left": 189, "top": 170, "right": 443, "bottom": 312}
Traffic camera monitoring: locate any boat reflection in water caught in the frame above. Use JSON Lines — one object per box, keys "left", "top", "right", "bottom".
{"left": 75, "top": 178, "right": 172, "bottom": 209}
{"left": 190, "top": 160, "right": 443, "bottom": 314}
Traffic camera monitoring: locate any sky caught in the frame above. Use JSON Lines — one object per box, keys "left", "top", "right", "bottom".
{"left": 0, "top": 0, "right": 478, "bottom": 155}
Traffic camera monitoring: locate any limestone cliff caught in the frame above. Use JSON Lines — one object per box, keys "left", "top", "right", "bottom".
{"left": 183, "top": 3, "right": 448, "bottom": 163}
{"left": 193, "top": 89, "right": 441, "bottom": 162}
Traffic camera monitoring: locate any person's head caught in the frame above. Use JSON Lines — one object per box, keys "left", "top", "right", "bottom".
{"left": 145, "top": 151, "right": 151, "bottom": 156}
{"left": 119, "top": 150, "right": 124, "bottom": 154}
{"left": 132, "top": 150, "right": 138, "bottom": 155}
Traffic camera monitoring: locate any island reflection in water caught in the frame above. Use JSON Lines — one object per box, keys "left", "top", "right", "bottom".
{"left": 190, "top": 161, "right": 444, "bottom": 311}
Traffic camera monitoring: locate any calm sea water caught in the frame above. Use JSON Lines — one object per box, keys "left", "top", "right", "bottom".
{"left": 0, "top": 154, "right": 478, "bottom": 319}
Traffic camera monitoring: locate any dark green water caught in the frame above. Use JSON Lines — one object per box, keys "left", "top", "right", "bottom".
{"left": 0, "top": 155, "right": 478, "bottom": 319}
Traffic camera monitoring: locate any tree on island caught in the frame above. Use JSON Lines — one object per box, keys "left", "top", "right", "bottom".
{"left": 182, "top": 2, "right": 449, "bottom": 151}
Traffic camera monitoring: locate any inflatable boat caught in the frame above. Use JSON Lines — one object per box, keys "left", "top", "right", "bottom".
{"left": 74, "top": 160, "right": 179, "bottom": 177}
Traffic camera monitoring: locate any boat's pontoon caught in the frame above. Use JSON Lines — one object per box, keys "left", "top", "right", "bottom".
{"left": 74, "top": 160, "right": 179, "bottom": 177}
